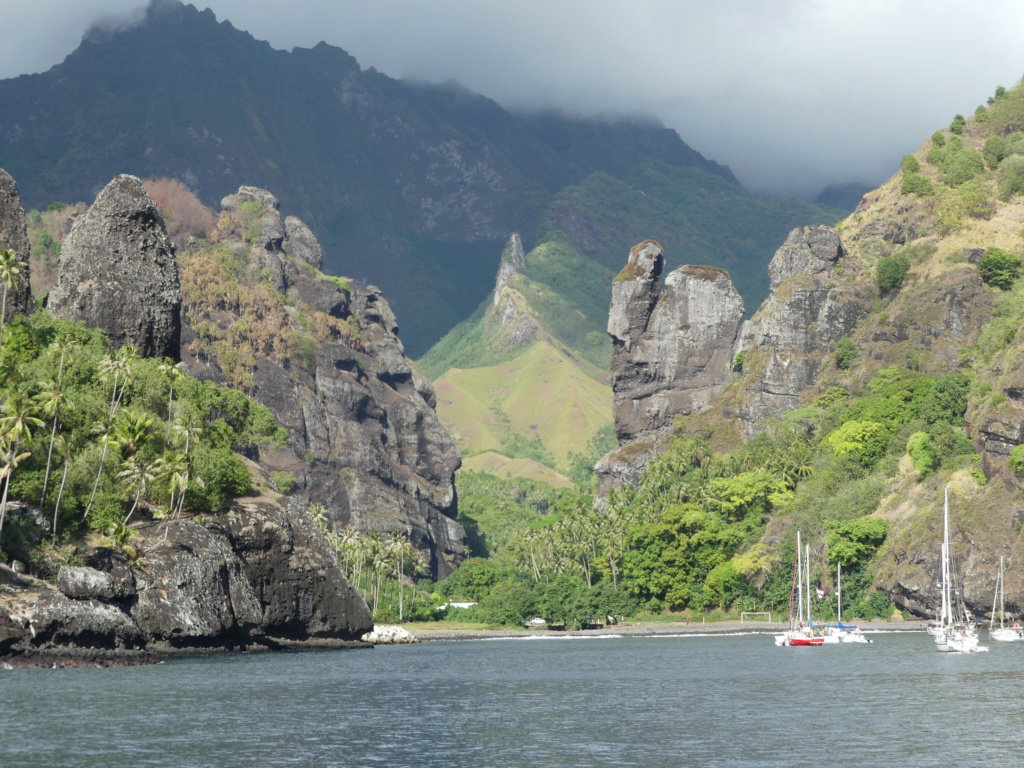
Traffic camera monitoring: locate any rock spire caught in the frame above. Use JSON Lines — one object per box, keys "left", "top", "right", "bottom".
{"left": 49, "top": 174, "right": 181, "bottom": 359}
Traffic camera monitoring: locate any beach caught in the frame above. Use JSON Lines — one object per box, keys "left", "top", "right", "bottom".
{"left": 404, "top": 619, "right": 925, "bottom": 642}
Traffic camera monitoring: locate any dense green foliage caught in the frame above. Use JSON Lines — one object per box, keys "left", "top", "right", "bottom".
{"left": 834, "top": 336, "right": 859, "bottom": 370}
{"left": 439, "top": 362, "right": 980, "bottom": 627}
{"left": 900, "top": 171, "right": 935, "bottom": 197}
{"left": 875, "top": 252, "right": 911, "bottom": 293}
{"left": 0, "top": 310, "right": 286, "bottom": 565}
{"left": 978, "top": 247, "right": 1022, "bottom": 288}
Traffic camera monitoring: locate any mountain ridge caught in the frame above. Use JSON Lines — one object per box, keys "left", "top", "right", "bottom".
{"left": 0, "top": 0, "right": 845, "bottom": 356}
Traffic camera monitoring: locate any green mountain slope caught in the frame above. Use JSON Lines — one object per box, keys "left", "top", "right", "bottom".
{"left": 438, "top": 79, "right": 1024, "bottom": 627}
{"left": 0, "top": 0, "right": 845, "bottom": 356}
{"left": 434, "top": 339, "right": 613, "bottom": 483}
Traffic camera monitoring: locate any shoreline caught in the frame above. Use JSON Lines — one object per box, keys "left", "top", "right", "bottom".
{"left": 405, "top": 619, "right": 928, "bottom": 642}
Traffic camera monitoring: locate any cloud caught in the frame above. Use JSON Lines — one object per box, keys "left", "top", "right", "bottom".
{"left": 2, "top": 0, "right": 1023, "bottom": 196}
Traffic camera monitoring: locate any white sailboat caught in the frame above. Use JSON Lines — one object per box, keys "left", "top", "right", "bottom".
{"left": 989, "top": 556, "right": 1024, "bottom": 642}
{"left": 823, "top": 564, "right": 871, "bottom": 644}
{"left": 931, "top": 485, "right": 987, "bottom": 653}
{"left": 775, "top": 532, "right": 824, "bottom": 647}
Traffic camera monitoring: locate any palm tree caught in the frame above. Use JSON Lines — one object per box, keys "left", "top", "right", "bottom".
{"left": 0, "top": 248, "right": 22, "bottom": 348}
{"left": 387, "top": 531, "right": 416, "bottom": 621}
{"left": 119, "top": 455, "right": 157, "bottom": 524}
{"left": 35, "top": 379, "right": 64, "bottom": 509}
{"left": 82, "top": 420, "right": 115, "bottom": 522}
{"left": 0, "top": 385, "right": 44, "bottom": 541}
{"left": 171, "top": 414, "right": 203, "bottom": 460}
{"left": 335, "top": 526, "right": 360, "bottom": 579}
{"left": 157, "top": 360, "right": 185, "bottom": 436}
{"left": 158, "top": 450, "right": 189, "bottom": 519}
{"left": 98, "top": 345, "right": 138, "bottom": 420}
{"left": 0, "top": 436, "right": 31, "bottom": 538}
{"left": 112, "top": 408, "right": 155, "bottom": 458}
{"left": 0, "top": 385, "right": 45, "bottom": 446}
{"left": 50, "top": 434, "right": 73, "bottom": 546}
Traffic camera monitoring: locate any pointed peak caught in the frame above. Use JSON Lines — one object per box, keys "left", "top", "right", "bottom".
{"left": 493, "top": 233, "right": 525, "bottom": 304}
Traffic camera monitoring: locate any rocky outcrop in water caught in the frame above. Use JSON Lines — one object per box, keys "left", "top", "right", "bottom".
{"left": 0, "top": 168, "right": 32, "bottom": 322}
{"left": 607, "top": 240, "right": 744, "bottom": 444}
{"left": 0, "top": 484, "right": 372, "bottom": 664}
{"left": 182, "top": 187, "right": 466, "bottom": 578}
{"left": 48, "top": 174, "right": 181, "bottom": 359}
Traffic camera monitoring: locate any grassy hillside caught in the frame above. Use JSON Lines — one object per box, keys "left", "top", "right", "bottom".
{"left": 460, "top": 453, "right": 575, "bottom": 489}
{"left": 434, "top": 340, "right": 612, "bottom": 474}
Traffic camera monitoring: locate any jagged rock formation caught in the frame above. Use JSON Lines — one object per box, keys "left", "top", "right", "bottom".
{"left": 0, "top": 485, "right": 372, "bottom": 664}
{"left": 284, "top": 216, "right": 324, "bottom": 270}
{"left": 48, "top": 174, "right": 181, "bottom": 359}
{"left": 0, "top": 168, "right": 32, "bottom": 321}
{"left": 181, "top": 186, "right": 465, "bottom": 578}
{"left": 596, "top": 240, "right": 743, "bottom": 494}
{"left": 486, "top": 233, "right": 543, "bottom": 352}
{"left": 732, "top": 225, "right": 872, "bottom": 431}
{"left": 607, "top": 240, "right": 744, "bottom": 443}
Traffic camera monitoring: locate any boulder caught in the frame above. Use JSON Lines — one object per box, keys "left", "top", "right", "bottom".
{"left": 362, "top": 624, "right": 419, "bottom": 644}
{"left": 284, "top": 215, "right": 324, "bottom": 269}
{"left": 48, "top": 174, "right": 181, "bottom": 359}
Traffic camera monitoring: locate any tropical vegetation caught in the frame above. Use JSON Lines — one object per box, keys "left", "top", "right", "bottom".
{"left": 0, "top": 302, "right": 286, "bottom": 569}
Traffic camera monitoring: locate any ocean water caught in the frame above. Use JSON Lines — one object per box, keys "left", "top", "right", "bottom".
{"left": 2, "top": 631, "right": 1022, "bottom": 767}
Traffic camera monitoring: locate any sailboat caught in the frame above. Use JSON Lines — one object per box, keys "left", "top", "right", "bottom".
{"left": 930, "top": 485, "right": 987, "bottom": 653}
{"left": 989, "top": 556, "right": 1024, "bottom": 642}
{"left": 823, "top": 564, "right": 872, "bottom": 644}
{"left": 775, "top": 532, "right": 824, "bottom": 647}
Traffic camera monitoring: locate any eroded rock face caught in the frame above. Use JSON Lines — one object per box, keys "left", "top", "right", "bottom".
{"left": 284, "top": 215, "right": 324, "bottom": 270}
{"left": 733, "top": 226, "right": 870, "bottom": 431}
{"left": 0, "top": 490, "right": 373, "bottom": 662}
{"left": 485, "top": 233, "right": 543, "bottom": 352}
{"left": 181, "top": 188, "right": 466, "bottom": 578}
{"left": 49, "top": 174, "right": 181, "bottom": 359}
{"left": 0, "top": 168, "right": 32, "bottom": 322}
{"left": 608, "top": 241, "right": 744, "bottom": 444}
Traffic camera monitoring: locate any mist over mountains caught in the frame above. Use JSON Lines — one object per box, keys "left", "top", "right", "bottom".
{"left": 0, "top": 0, "right": 844, "bottom": 355}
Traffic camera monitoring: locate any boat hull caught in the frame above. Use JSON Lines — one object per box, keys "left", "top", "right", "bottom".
{"left": 990, "top": 628, "right": 1024, "bottom": 642}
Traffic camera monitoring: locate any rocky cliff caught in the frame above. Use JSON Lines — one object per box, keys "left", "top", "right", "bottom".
{"left": 731, "top": 225, "right": 872, "bottom": 432}
{"left": 48, "top": 174, "right": 182, "bottom": 359}
{"left": 180, "top": 187, "right": 465, "bottom": 578}
{"left": 597, "top": 240, "right": 744, "bottom": 491}
{"left": 596, "top": 100, "right": 1024, "bottom": 619}
{"left": 608, "top": 241, "right": 745, "bottom": 443}
{"left": 0, "top": 478, "right": 372, "bottom": 666}
{"left": 0, "top": 168, "right": 32, "bottom": 322}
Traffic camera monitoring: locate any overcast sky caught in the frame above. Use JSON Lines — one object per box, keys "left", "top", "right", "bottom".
{"left": 2, "top": 0, "right": 1023, "bottom": 197}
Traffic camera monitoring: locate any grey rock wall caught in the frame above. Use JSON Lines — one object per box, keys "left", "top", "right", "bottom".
{"left": 0, "top": 168, "right": 32, "bottom": 322}
{"left": 607, "top": 240, "right": 744, "bottom": 444}
{"left": 48, "top": 174, "right": 181, "bottom": 359}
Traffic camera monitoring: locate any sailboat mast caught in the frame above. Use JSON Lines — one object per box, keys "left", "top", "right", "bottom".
{"left": 805, "top": 542, "right": 811, "bottom": 625}
{"left": 837, "top": 563, "right": 843, "bottom": 624}
{"left": 797, "top": 531, "right": 804, "bottom": 624}
{"left": 1000, "top": 556, "right": 1006, "bottom": 629}
{"left": 941, "top": 486, "right": 952, "bottom": 626}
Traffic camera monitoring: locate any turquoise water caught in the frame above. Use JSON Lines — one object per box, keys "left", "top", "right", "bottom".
{"left": 3, "top": 631, "right": 1023, "bottom": 767}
